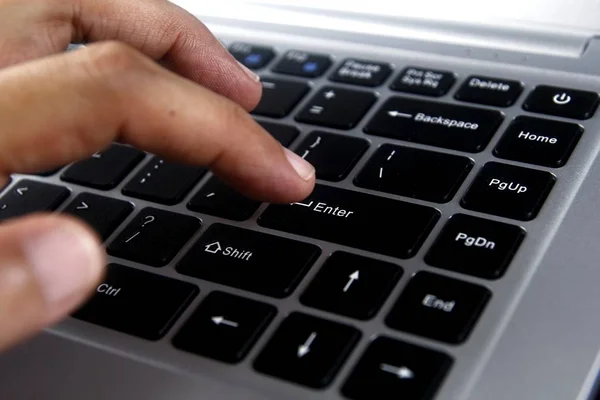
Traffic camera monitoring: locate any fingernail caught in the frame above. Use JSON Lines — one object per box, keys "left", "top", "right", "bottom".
{"left": 237, "top": 61, "right": 260, "bottom": 83}
{"left": 24, "top": 225, "right": 102, "bottom": 305}
{"left": 284, "top": 148, "right": 315, "bottom": 181}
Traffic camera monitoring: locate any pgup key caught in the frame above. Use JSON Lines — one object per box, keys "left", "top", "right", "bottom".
{"left": 488, "top": 179, "right": 528, "bottom": 194}
{"left": 461, "top": 162, "right": 556, "bottom": 221}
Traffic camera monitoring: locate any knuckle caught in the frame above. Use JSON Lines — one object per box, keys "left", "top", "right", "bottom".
{"left": 80, "top": 41, "right": 147, "bottom": 79}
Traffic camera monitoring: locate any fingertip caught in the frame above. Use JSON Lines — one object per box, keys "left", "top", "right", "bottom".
{"left": 283, "top": 148, "right": 316, "bottom": 182}
{"left": 230, "top": 63, "right": 263, "bottom": 112}
{"left": 22, "top": 215, "right": 105, "bottom": 314}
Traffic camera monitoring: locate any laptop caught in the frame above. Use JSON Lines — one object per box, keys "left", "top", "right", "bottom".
{"left": 2, "top": 0, "right": 600, "bottom": 398}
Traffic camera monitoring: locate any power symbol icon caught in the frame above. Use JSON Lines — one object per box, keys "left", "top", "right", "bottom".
{"left": 552, "top": 93, "right": 572, "bottom": 105}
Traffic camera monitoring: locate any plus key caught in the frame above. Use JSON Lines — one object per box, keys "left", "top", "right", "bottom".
{"left": 296, "top": 87, "right": 377, "bottom": 130}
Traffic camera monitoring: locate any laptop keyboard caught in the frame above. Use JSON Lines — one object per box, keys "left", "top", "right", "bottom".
{"left": 4, "top": 40, "right": 600, "bottom": 400}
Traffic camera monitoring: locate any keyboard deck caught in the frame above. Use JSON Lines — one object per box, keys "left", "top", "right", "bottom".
{"left": 5, "top": 37, "right": 600, "bottom": 399}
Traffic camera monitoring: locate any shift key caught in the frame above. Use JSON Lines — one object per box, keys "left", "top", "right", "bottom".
{"left": 72, "top": 264, "right": 199, "bottom": 340}
{"left": 177, "top": 224, "right": 321, "bottom": 298}
{"left": 258, "top": 185, "right": 440, "bottom": 259}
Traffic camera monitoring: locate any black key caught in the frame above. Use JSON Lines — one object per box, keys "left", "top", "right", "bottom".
{"left": 461, "top": 162, "right": 556, "bottom": 221}
{"left": 256, "top": 121, "right": 299, "bottom": 147}
{"left": 177, "top": 224, "right": 320, "bottom": 298}
{"left": 122, "top": 157, "right": 206, "bottom": 205}
{"left": 425, "top": 214, "right": 526, "bottom": 279}
{"left": 364, "top": 97, "right": 504, "bottom": 152}
{"left": 0, "top": 180, "right": 69, "bottom": 222}
{"left": 272, "top": 50, "right": 332, "bottom": 78}
{"left": 172, "top": 291, "right": 276, "bottom": 364}
{"left": 300, "top": 252, "right": 402, "bottom": 320}
{"left": 329, "top": 58, "right": 392, "bottom": 87}
{"left": 295, "top": 132, "right": 369, "bottom": 181}
{"left": 295, "top": 87, "right": 377, "bottom": 130}
{"left": 62, "top": 193, "right": 133, "bottom": 241}
{"left": 72, "top": 263, "right": 198, "bottom": 340}
{"left": 258, "top": 185, "right": 440, "bottom": 259}
{"left": 229, "top": 42, "right": 275, "bottom": 70}
{"left": 108, "top": 207, "right": 200, "bottom": 267}
{"left": 354, "top": 144, "right": 473, "bottom": 203}
{"left": 187, "top": 177, "right": 261, "bottom": 221}
{"left": 493, "top": 116, "right": 583, "bottom": 168}
{"left": 454, "top": 75, "right": 523, "bottom": 107}
{"left": 390, "top": 66, "right": 455, "bottom": 97}
{"left": 62, "top": 144, "right": 145, "bottom": 190}
{"left": 341, "top": 336, "right": 453, "bottom": 400}
{"left": 523, "top": 85, "right": 600, "bottom": 120}
{"left": 252, "top": 78, "right": 310, "bottom": 118}
{"left": 385, "top": 272, "right": 491, "bottom": 344}
{"left": 253, "top": 312, "right": 361, "bottom": 389}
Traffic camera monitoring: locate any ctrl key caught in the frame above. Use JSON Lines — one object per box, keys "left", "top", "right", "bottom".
{"left": 341, "top": 336, "right": 453, "bottom": 400}
{"left": 72, "top": 264, "right": 199, "bottom": 340}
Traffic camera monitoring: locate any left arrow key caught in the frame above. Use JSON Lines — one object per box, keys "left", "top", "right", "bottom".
{"left": 173, "top": 291, "right": 276, "bottom": 364}
{"left": 62, "top": 193, "right": 133, "bottom": 241}
{"left": 0, "top": 180, "right": 69, "bottom": 222}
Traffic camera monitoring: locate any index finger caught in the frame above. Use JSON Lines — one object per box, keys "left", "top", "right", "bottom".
{"left": 0, "top": 0, "right": 261, "bottom": 111}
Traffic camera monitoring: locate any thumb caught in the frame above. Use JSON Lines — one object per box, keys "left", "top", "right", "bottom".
{"left": 0, "top": 214, "right": 104, "bottom": 351}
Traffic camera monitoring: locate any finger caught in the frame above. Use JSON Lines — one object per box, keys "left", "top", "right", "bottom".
{"left": 0, "top": 214, "right": 104, "bottom": 352}
{"left": 0, "top": 41, "right": 314, "bottom": 203}
{"left": 0, "top": 0, "right": 261, "bottom": 111}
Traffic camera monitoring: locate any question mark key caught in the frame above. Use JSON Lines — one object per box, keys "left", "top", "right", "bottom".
{"left": 107, "top": 207, "right": 201, "bottom": 267}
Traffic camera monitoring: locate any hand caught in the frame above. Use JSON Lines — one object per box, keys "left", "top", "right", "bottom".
{"left": 0, "top": 0, "right": 315, "bottom": 352}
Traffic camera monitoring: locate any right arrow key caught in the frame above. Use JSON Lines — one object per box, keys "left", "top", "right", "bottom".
{"left": 341, "top": 336, "right": 453, "bottom": 400}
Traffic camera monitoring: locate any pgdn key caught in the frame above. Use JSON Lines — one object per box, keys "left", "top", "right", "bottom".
{"left": 461, "top": 162, "right": 555, "bottom": 221}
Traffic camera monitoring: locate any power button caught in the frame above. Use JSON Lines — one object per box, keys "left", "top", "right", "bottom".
{"left": 552, "top": 92, "right": 572, "bottom": 105}
{"left": 523, "top": 85, "right": 599, "bottom": 120}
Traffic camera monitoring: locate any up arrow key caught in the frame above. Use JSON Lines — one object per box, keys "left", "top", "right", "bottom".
{"left": 16, "top": 187, "right": 28, "bottom": 196}
{"left": 343, "top": 270, "right": 360, "bottom": 292}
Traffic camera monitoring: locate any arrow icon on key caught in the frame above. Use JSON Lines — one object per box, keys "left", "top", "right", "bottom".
{"left": 76, "top": 202, "right": 89, "bottom": 210}
{"left": 380, "top": 363, "right": 415, "bottom": 379}
{"left": 16, "top": 187, "right": 28, "bottom": 196}
{"left": 387, "top": 110, "right": 413, "bottom": 119}
{"left": 211, "top": 316, "right": 239, "bottom": 328}
{"left": 297, "top": 332, "right": 317, "bottom": 358}
{"left": 343, "top": 270, "right": 360, "bottom": 292}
